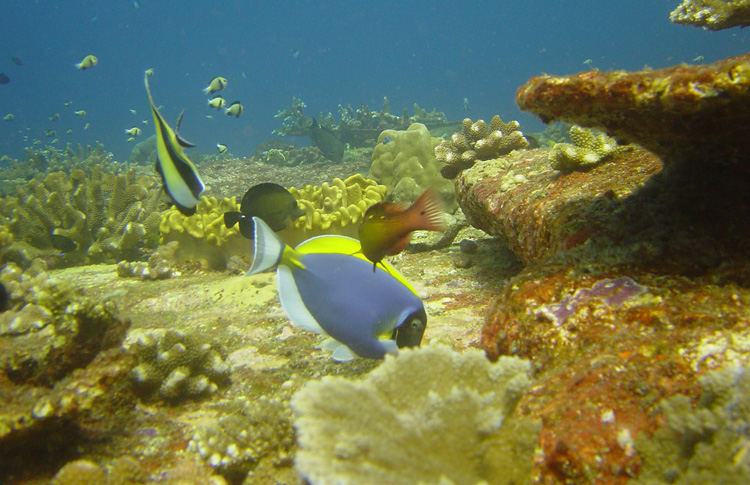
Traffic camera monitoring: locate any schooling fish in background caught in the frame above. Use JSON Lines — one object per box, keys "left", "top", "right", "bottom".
{"left": 310, "top": 118, "right": 344, "bottom": 163}
{"left": 124, "top": 126, "right": 142, "bottom": 137}
{"left": 76, "top": 55, "right": 98, "bottom": 70}
{"left": 247, "top": 217, "right": 427, "bottom": 361}
{"left": 359, "top": 188, "right": 447, "bottom": 271}
{"left": 207, "top": 95, "right": 225, "bottom": 110}
{"left": 225, "top": 101, "right": 244, "bottom": 118}
{"left": 224, "top": 182, "right": 305, "bottom": 239}
{"left": 216, "top": 143, "right": 227, "bottom": 154}
{"left": 11, "top": 56, "right": 23, "bottom": 66}
{"left": 202, "top": 76, "right": 227, "bottom": 95}
{"left": 145, "top": 70, "right": 205, "bottom": 216}
{"left": 0, "top": 73, "right": 10, "bottom": 85}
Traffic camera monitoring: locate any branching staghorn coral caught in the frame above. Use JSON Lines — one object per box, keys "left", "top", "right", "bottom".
{"left": 437, "top": 116, "right": 529, "bottom": 179}
{"left": 291, "top": 345, "right": 539, "bottom": 485}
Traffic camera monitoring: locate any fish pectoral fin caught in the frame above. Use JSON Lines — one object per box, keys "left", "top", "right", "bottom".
{"left": 332, "top": 344, "right": 358, "bottom": 362}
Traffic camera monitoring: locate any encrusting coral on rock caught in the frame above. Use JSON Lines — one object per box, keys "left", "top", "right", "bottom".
{"left": 369, "top": 123, "right": 456, "bottom": 211}
{"left": 549, "top": 125, "right": 633, "bottom": 172}
{"left": 436, "top": 115, "right": 529, "bottom": 180}
{"left": 670, "top": 0, "right": 750, "bottom": 30}
{"left": 128, "top": 328, "right": 232, "bottom": 403}
{"left": 291, "top": 345, "right": 539, "bottom": 485}
{"left": 516, "top": 53, "right": 750, "bottom": 172}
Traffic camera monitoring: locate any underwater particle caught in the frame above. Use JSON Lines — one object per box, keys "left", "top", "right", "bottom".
{"left": 124, "top": 126, "right": 141, "bottom": 138}
{"left": 292, "top": 345, "right": 539, "bottom": 485}
{"left": 11, "top": 56, "right": 22, "bottom": 66}
{"left": 128, "top": 328, "right": 231, "bottom": 403}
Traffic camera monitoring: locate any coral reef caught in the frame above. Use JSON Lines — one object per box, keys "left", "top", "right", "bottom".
{"left": 51, "top": 456, "right": 227, "bottom": 485}
{"left": 369, "top": 122, "right": 456, "bottom": 210}
{"left": 159, "top": 196, "right": 252, "bottom": 269}
{"left": 188, "top": 381, "right": 297, "bottom": 478}
{"left": 0, "top": 262, "right": 135, "bottom": 479}
{"left": 634, "top": 365, "right": 750, "bottom": 483}
{"left": 0, "top": 165, "right": 165, "bottom": 267}
{"left": 670, "top": 0, "right": 750, "bottom": 30}
{"left": 256, "top": 145, "right": 329, "bottom": 167}
{"left": 285, "top": 174, "right": 388, "bottom": 245}
{"left": 436, "top": 115, "right": 530, "bottom": 179}
{"left": 0, "top": 260, "right": 130, "bottom": 386}
{"left": 548, "top": 125, "right": 632, "bottom": 172}
{"left": 516, "top": 53, "right": 750, "bottom": 172}
{"left": 128, "top": 328, "right": 232, "bottom": 403}
{"left": 116, "top": 241, "right": 179, "bottom": 280}
{"left": 291, "top": 345, "right": 539, "bottom": 485}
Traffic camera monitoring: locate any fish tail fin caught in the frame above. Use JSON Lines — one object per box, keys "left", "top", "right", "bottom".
{"left": 246, "top": 217, "right": 305, "bottom": 275}
{"left": 412, "top": 188, "right": 448, "bottom": 231}
{"left": 202, "top": 86, "right": 211, "bottom": 95}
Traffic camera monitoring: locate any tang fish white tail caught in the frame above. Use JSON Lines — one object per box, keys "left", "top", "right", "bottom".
{"left": 246, "top": 217, "right": 285, "bottom": 275}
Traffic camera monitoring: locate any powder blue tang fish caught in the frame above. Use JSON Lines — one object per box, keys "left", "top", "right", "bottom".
{"left": 246, "top": 217, "right": 427, "bottom": 361}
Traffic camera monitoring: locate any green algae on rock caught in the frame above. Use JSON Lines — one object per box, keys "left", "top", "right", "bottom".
{"left": 128, "top": 328, "right": 231, "bottom": 403}
{"left": 291, "top": 345, "right": 539, "bottom": 485}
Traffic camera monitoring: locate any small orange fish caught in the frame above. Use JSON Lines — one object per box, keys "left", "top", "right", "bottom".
{"left": 359, "top": 188, "right": 447, "bottom": 271}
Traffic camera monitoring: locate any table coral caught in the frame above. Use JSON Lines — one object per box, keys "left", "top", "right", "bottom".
{"left": 0, "top": 165, "right": 165, "bottom": 267}
{"left": 128, "top": 328, "right": 231, "bottom": 403}
{"left": 369, "top": 122, "right": 456, "bottom": 211}
{"left": 436, "top": 115, "right": 530, "bottom": 180}
{"left": 548, "top": 125, "right": 633, "bottom": 172}
{"left": 670, "top": 0, "right": 750, "bottom": 30}
{"left": 291, "top": 345, "right": 539, "bottom": 485}
{"left": 516, "top": 53, "right": 750, "bottom": 171}
{"left": 285, "top": 174, "right": 387, "bottom": 246}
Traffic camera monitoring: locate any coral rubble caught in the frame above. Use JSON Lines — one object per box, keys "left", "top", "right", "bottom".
{"left": 291, "top": 345, "right": 539, "bottom": 485}
{"left": 436, "top": 115, "right": 529, "bottom": 180}
{"left": 516, "top": 53, "right": 750, "bottom": 171}
{"left": 369, "top": 122, "right": 456, "bottom": 210}
{"left": 128, "top": 328, "right": 232, "bottom": 403}
{"left": 670, "top": 0, "right": 750, "bottom": 30}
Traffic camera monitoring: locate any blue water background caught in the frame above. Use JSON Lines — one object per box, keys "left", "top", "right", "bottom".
{"left": 0, "top": 0, "right": 747, "bottom": 163}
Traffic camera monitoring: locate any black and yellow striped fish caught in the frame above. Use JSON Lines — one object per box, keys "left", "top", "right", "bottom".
{"left": 145, "top": 71, "right": 204, "bottom": 216}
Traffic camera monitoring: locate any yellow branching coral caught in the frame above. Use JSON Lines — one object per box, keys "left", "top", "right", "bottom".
{"left": 285, "top": 174, "right": 387, "bottom": 245}
{"left": 548, "top": 125, "right": 632, "bottom": 172}
{"left": 292, "top": 345, "right": 540, "bottom": 485}
{"left": 369, "top": 122, "right": 456, "bottom": 211}
{"left": 437, "top": 115, "right": 530, "bottom": 179}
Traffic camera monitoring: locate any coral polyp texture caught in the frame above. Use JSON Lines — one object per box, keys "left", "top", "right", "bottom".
{"left": 0, "top": 165, "right": 165, "bottom": 267}
{"left": 291, "top": 345, "right": 539, "bottom": 485}
{"left": 436, "top": 115, "right": 529, "bottom": 180}
{"left": 159, "top": 196, "right": 252, "bottom": 269}
{"left": 549, "top": 125, "right": 633, "bottom": 172}
{"left": 670, "top": 0, "right": 750, "bottom": 30}
{"left": 516, "top": 53, "right": 750, "bottom": 171}
{"left": 285, "top": 174, "right": 387, "bottom": 245}
{"left": 369, "top": 122, "right": 456, "bottom": 210}
{"left": 128, "top": 328, "right": 232, "bottom": 404}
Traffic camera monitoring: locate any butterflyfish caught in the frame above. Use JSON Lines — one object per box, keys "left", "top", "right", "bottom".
{"left": 359, "top": 188, "right": 447, "bottom": 271}
{"left": 225, "top": 101, "right": 244, "bottom": 118}
{"left": 224, "top": 183, "right": 304, "bottom": 239}
{"left": 76, "top": 55, "right": 98, "bottom": 70}
{"left": 247, "top": 217, "right": 427, "bottom": 361}
{"left": 203, "top": 77, "right": 227, "bottom": 95}
{"left": 145, "top": 71, "right": 205, "bottom": 216}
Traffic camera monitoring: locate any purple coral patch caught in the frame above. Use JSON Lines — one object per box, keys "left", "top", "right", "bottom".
{"left": 535, "top": 277, "right": 647, "bottom": 326}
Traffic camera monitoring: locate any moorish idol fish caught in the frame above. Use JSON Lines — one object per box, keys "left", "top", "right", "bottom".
{"left": 145, "top": 71, "right": 205, "bottom": 216}
{"left": 247, "top": 217, "right": 427, "bottom": 361}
